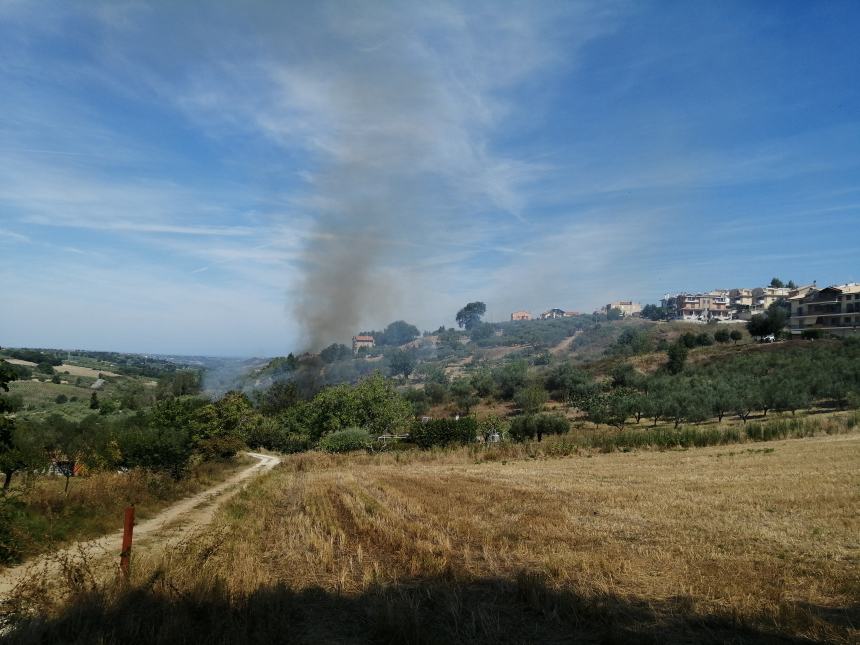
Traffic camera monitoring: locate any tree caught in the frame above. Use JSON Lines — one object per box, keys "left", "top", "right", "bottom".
{"left": 748, "top": 303, "right": 787, "bottom": 338}
{"left": 300, "top": 373, "right": 412, "bottom": 442}
{"left": 425, "top": 382, "right": 448, "bottom": 405}
{"left": 191, "top": 391, "right": 259, "bottom": 459}
{"left": 36, "top": 362, "right": 55, "bottom": 375}
{"left": 450, "top": 378, "right": 479, "bottom": 414}
{"left": 0, "top": 361, "right": 19, "bottom": 413}
{"left": 666, "top": 342, "right": 688, "bottom": 374}
{"left": 695, "top": 332, "right": 713, "bottom": 347}
{"left": 679, "top": 332, "right": 697, "bottom": 348}
{"left": 0, "top": 419, "right": 25, "bottom": 490}
{"left": 709, "top": 379, "right": 737, "bottom": 422}
{"left": 492, "top": 361, "right": 528, "bottom": 400}
{"left": 730, "top": 330, "right": 743, "bottom": 344}
{"left": 55, "top": 394, "right": 68, "bottom": 404}
{"left": 606, "top": 307, "right": 623, "bottom": 321}
{"left": 255, "top": 381, "right": 299, "bottom": 415}
{"left": 470, "top": 370, "right": 496, "bottom": 398}
{"left": 469, "top": 322, "right": 495, "bottom": 342}
{"left": 545, "top": 363, "right": 596, "bottom": 405}
{"left": 514, "top": 385, "right": 548, "bottom": 416}
{"left": 320, "top": 343, "right": 351, "bottom": 364}
{"left": 380, "top": 320, "right": 420, "bottom": 346}
{"left": 386, "top": 349, "right": 416, "bottom": 380}
{"left": 770, "top": 277, "right": 784, "bottom": 288}
{"left": 746, "top": 314, "right": 770, "bottom": 339}
{"left": 641, "top": 304, "right": 665, "bottom": 321}
{"left": 455, "top": 302, "right": 487, "bottom": 331}
{"left": 89, "top": 392, "right": 100, "bottom": 409}
{"left": 714, "top": 328, "right": 730, "bottom": 344}
{"left": 403, "top": 389, "right": 429, "bottom": 417}
{"left": 157, "top": 370, "right": 201, "bottom": 399}
{"left": 764, "top": 302, "right": 788, "bottom": 335}
{"left": 787, "top": 280, "right": 797, "bottom": 289}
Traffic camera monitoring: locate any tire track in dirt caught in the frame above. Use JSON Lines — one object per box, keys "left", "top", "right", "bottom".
{"left": 0, "top": 452, "right": 280, "bottom": 599}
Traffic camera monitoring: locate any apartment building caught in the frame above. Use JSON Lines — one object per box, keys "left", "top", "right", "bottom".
{"left": 510, "top": 310, "right": 531, "bottom": 321}
{"left": 789, "top": 283, "right": 860, "bottom": 337}
{"left": 729, "top": 288, "right": 753, "bottom": 308}
{"left": 752, "top": 287, "right": 791, "bottom": 312}
{"left": 661, "top": 291, "right": 732, "bottom": 322}
{"left": 603, "top": 301, "right": 642, "bottom": 317}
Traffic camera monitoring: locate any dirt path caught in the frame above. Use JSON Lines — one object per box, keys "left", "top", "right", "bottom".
{"left": 0, "top": 452, "right": 280, "bottom": 599}
{"left": 551, "top": 330, "right": 581, "bottom": 356}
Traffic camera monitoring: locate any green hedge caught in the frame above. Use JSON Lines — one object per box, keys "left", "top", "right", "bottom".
{"left": 319, "top": 427, "right": 373, "bottom": 453}
{"left": 410, "top": 417, "right": 477, "bottom": 449}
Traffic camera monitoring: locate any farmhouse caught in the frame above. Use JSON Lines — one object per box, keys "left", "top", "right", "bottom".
{"left": 352, "top": 335, "right": 375, "bottom": 354}
{"left": 510, "top": 310, "right": 531, "bottom": 321}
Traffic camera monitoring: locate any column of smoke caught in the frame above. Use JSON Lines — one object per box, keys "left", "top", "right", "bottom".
{"left": 293, "top": 57, "right": 440, "bottom": 351}
{"left": 281, "top": 3, "right": 557, "bottom": 351}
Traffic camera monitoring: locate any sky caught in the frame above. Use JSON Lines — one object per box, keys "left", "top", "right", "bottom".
{"left": 1, "top": 0, "right": 858, "bottom": 356}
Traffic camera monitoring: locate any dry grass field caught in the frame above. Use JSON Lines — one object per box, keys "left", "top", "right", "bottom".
{"left": 56, "top": 363, "right": 120, "bottom": 378}
{"left": 7, "top": 433, "right": 858, "bottom": 644}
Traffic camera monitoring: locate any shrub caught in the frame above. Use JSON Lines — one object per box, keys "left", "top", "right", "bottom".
{"left": 319, "top": 428, "right": 373, "bottom": 453}
{"left": 410, "top": 417, "right": 477, "bottom": 448}
{"left": 510, "top": 413, "right": 569, "bottom": 442}
{"left": 714, "top": 329, "right": 730, "bottom": 344}
{"left": 0, "top": 494, "right": 24, "bottom": 564}
{"left": 55, "top": 394, "right": 68, "bottom": 404}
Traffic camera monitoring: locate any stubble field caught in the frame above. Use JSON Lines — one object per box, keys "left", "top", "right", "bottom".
{"left": 7, "top": 434, "right": 859, "bottom": 644}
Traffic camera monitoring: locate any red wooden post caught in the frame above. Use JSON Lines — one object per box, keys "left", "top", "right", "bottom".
{"left": 120, "top": 505, "right": 135, "bottom": 579}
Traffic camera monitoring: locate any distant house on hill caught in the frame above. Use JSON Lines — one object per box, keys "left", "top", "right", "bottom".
{"left": 603, "top": 301, "right": 642, "bottom": 318}
{"left": 90, "top": 378, "right": 105, "bottom": 390}
{"left": 510, "top": 310, "right": 531, "bottom": 321}
{"left": 540, "top": 308, "right": 567, "bottom": 319}
{"left": 352, "top": 335, "right": 375, "bottom": 354}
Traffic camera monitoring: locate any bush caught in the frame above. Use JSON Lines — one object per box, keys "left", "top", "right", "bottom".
{"left": 714, "top": 329, "right": 730, "bottom": 344}
{"left": 510, "top": 413, "right": 569, "bottom": 442}
{"left": 319, "top": 428, "right": 373, "bottom": 453}
{"left": 3, "top": 393, "right": 24, "bottom": 413}
{"left": 0, "top": 494, "right": 25, "bottom": 564}
{"left": 410, "top": 417, "right": 477, "bottom": 449}
{"left": 55, "top": 394, "right": 68, "bottom": 404}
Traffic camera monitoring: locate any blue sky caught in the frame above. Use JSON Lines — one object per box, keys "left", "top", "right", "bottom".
{"left": 1, "top": 1, "right": 858, "bottom": 356}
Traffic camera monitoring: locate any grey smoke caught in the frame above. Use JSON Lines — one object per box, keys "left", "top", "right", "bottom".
{"left": 277, "top": 3, "right": 568, "bottom": 350}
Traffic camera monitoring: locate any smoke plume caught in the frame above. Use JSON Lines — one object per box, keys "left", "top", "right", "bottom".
{"left": 282, "top": 3, "right": 562, "bottom": 349}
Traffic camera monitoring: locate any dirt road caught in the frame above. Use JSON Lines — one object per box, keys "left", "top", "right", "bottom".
{"left": 0, "top": 452, "right": 280, "bottom": 599}
{"left": 551, "top": 330, "right": 581, "bottom": 356}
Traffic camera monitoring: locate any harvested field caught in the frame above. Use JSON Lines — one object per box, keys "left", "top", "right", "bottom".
{"left": 8, "top": 434, "right": 858, "bottom": 643}
{"left": 57, "top": 363, "right": 120, "bottom": 378}
{"left": 2, "top": 359, "right": 37, "bottom": 367}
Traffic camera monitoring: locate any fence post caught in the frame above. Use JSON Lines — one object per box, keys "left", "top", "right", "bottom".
{"left": 120, "top": 505, "right": 135, "bottom": 579}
